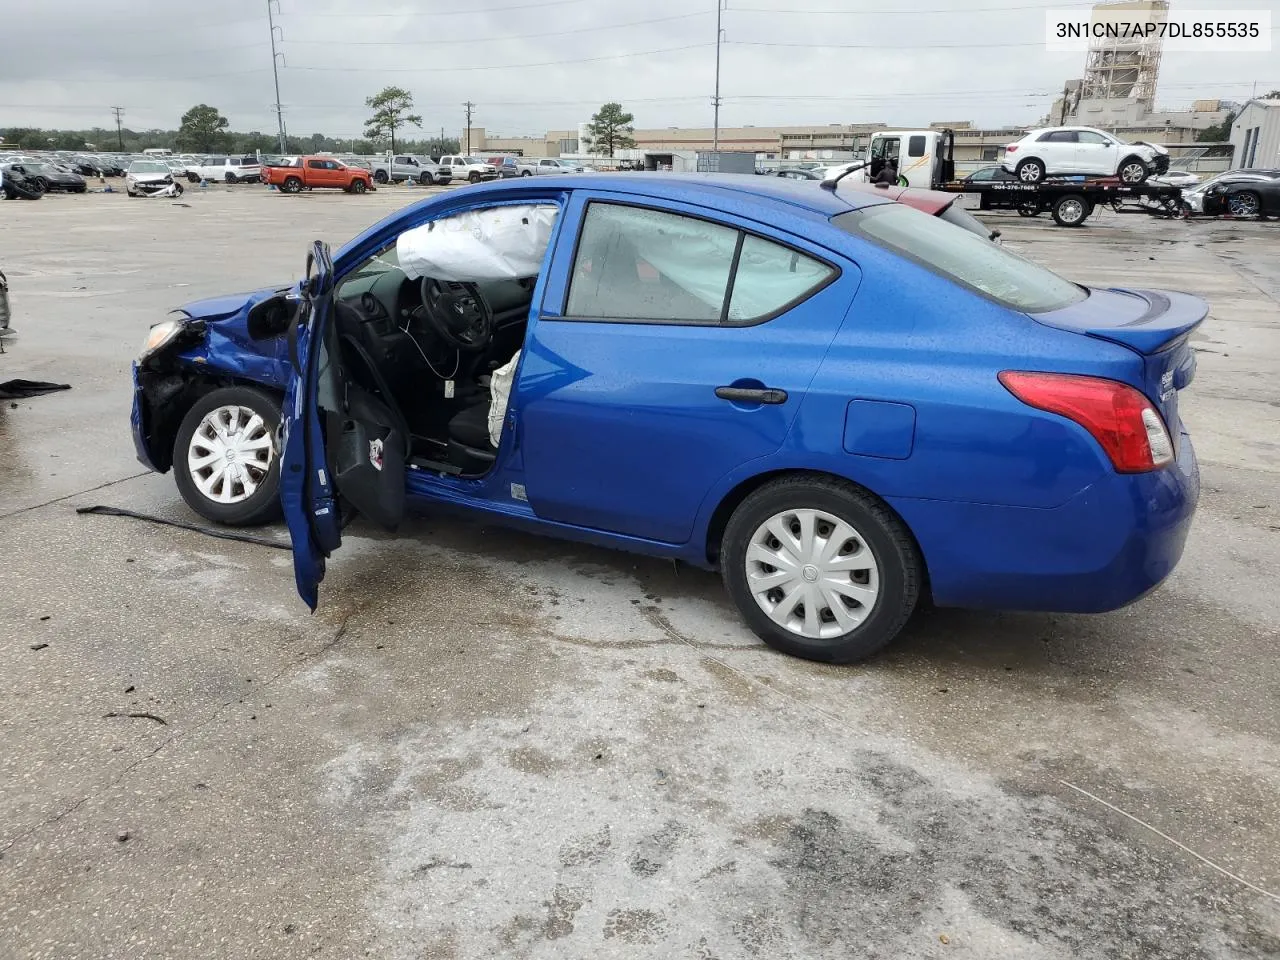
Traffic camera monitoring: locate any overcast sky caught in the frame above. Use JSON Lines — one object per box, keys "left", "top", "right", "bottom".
{"left": 1, "top": 0, "right": 1276, "bottom": 140}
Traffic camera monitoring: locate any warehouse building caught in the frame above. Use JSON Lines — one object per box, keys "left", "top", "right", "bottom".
{"left": 1231, "top": 99, "right": 1280, "bottom": 170}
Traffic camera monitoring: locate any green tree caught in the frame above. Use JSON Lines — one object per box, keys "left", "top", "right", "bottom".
{"left": 363, "top": 86, "right": 422, "bottom": 154}
{"left": 175, "top": 104, "right": 231, "bottom": 152}
{"left": 1196, "top": 111, "right": 1236, "bottom": 143}
{"left": 582, "top": 102, "right": 636, "bottom": 158}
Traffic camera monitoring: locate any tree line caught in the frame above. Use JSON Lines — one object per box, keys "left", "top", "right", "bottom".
{"left": 4, "top": 89, "right": 642, "bottom": 157}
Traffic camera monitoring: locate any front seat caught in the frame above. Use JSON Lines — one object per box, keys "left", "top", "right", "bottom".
{"left": 446, "top": 396, "right": 495, "bottom": 475}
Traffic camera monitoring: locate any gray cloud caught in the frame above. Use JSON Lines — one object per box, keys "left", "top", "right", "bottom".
{"left": 1, "top": 0, "right": 1275, "bottom": 138}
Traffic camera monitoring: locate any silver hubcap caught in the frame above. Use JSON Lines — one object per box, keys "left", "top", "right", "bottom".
{"left": 1019, "top": 164, "right": 1041, "bottom": 181}
{"left": 1060, "top": 199, "right": 1084, "bottom": 222}
{"left": 1121, "top": 163, "right": 1144, "bottom": 182}
{"left": 746, "top": 508, "right": 880, "bottom": 641}
{"left": 188, "top": 405, "right": 275, "bottom": 505}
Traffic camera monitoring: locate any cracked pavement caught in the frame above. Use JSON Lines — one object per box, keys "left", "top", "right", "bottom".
{"left": 1, "top": 189, "right": 1278, "bottom": 959}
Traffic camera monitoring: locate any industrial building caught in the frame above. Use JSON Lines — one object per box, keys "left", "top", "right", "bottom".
{"left": 1231, "top": 99, "right": 1280, "bottom": 170}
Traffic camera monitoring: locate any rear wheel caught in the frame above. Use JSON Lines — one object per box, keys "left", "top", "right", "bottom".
{"left": 281, "top": 176, "right": 303, "bottom": 194}
{"left": 521, "top": 170, "right": 533, "bottom": 177}
{"left": 173, "top": 183, "right": 184, "bottom": 197}
{"left": 172, "top": 387, "right": 283, "bottom": 526}
{"left": 1052, "top": 193, "right": 1090, "bottom": 227}
{"left": 720, "top": 477, "right": 921, "bottom": 663}
{"left": 1118, "top": 156, "right": 1149, "bottom": 184}
{"left": 1016, "top": 158, "right": 1045, "bottom": 183}
{"left": 351, "top": 178, "right": 368, "bottom": 194}
{"left": 1017, "top": 202, "right": 1039, "bottom": 217}
{"left": 1227, "top": 191, "right": 1261, "bottom": 218}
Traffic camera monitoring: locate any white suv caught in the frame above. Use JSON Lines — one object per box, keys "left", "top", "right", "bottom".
{"left": 1001, "top": 127, "right": 1168, "bottom": 184}
{"left": 438, "top": 155, "right": 499, "bottom": 184}
{"left": 184, "top": 156, "right": 262, "bottom": 184}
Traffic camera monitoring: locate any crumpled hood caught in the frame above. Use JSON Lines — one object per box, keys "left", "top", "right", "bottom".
{"left": 176, "top": 286, "right": 286, "bottom": 323}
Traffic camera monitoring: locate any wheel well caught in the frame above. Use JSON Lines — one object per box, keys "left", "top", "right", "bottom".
{"left": 703, "top": 469, "right": 930, "bottom": 596}
{"left": 140, "top": 372, "right": 283, "bottom": 473}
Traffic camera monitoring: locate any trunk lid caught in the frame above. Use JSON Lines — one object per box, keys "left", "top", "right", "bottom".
{"left": 1031, "top": 286, "right": 1206, "bottom": 433}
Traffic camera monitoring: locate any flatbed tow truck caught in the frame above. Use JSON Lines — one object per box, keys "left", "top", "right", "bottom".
{"left": 835, "top": 129, "right": 1187, "bottom": 227}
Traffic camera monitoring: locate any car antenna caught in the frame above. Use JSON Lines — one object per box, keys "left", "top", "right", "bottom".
{"left": 820, "top": 164, "right": 863, "bottom": 192}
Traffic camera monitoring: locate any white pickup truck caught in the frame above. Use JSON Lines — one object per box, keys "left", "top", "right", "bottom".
{"left": 438, "top": 155, "right": 499, "bottom": 184}
{"left": 370, "top": 155, "right": 451, "bottom": 186}
{"left": 517, "top": 157, "right": 587, "bottom": 176}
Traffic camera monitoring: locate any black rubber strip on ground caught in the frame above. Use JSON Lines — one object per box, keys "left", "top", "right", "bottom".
{"left": 75, "top": 505, "right": 292, "bottom": 550}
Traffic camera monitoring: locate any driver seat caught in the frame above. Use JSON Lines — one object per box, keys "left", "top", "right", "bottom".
{"left": 446, "top": 396, "right": 496, "bottom": 475}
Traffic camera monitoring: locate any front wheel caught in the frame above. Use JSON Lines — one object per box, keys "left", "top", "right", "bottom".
{"left": 225, "top": 172, "right": 237, "bottom": 184}
{"left": 1118, "top": 157, "right": 1149, "bottom": 184}
{"left": 720, "top": 477, "right": 921, "bottom": 663}
{"left": 173, "top": 183, "right": 184, "bottom": 197}
{"left": 418, "top": 172, "right": 431, "bottom": 185}
{"left": 1016, "top": 158, "right": 1045, "bottom": 183}
{"left": 468, "top": 171, "right": 481, "bottom": 183}
{"left": 188, "top": 173, "right": 200, "bottom": 183}
{"left": 172, "top": 387, "right": 283, "bottom": 526}
{"left": 1017, "top": 202, "right": 1039, "bottom": 217}
{"left": 351, "top": 178, "right": 367, "bottom": 194}
{"left": 1227, "top": 191, "right": 1262, "bottom": 218}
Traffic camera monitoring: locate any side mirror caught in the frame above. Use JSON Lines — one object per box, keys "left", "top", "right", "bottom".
{"left": 246, "top": 293, "right": 293, "bottom": 340}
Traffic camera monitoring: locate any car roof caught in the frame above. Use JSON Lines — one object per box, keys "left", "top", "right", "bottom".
{"left": 471, "top": 171, "right": 884, "bottom": 216}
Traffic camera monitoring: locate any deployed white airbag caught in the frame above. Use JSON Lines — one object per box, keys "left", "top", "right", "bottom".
{"left": 488, "top": 350, "right": 520, "bottom": 447}
{"left": 397, "top": 204, "right": 559, "bottom": 282}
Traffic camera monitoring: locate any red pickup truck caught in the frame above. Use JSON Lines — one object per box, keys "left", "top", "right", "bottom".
{"left": 266, "top": 157, "right": 374, "bottom": 194}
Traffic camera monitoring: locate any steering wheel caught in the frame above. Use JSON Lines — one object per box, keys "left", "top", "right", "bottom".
{"left": 418, "top": 277, "right": 493, "bottom": 353}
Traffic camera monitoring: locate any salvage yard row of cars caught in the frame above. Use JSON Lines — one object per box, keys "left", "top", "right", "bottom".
{"left": 132, "top": 172, "right": 1205, "bottom": 664}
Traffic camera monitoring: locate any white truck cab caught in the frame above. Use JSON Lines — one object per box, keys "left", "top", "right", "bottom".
{"left": 848, "top": 130, "right": 955, "bottom": 189}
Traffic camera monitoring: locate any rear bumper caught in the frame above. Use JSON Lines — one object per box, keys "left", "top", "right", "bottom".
{"left": 894, "top": 429, "right": 1199, "bottom": 613}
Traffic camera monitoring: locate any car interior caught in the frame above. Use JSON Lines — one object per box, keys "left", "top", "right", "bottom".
{"left": 329, "top": 204, "right": 558, "bottom": 478}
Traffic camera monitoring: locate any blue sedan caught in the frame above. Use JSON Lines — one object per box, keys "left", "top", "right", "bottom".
{"left": 133, "top": 173, "right": 1202, "bottom": 663}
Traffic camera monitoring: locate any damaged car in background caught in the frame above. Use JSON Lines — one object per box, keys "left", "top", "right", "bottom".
{"left": 125, "top": 159, "right": 184, "bottom": 198}
{"left": 135, "top": 173, "right": 1203, "bottom": 664}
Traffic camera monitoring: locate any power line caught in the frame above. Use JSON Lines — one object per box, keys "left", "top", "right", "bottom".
{"left": 291, "top": 0, "right": 592, "bottom": 16}
{"left": 729, "top": 1, "right": 1096, "bottom": 13}
{"left": 728, "top": 38, "right": 1044, "bottom": 50}
{"left": 284, "top": 42, "right": 713, "bottom": 74}
{"left": 284, "top": 11, "right": 710, "bottom": 46}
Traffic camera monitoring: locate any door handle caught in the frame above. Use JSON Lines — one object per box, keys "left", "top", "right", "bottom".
{"left": 715, "top": 386, "right": 789, "bottom": 405}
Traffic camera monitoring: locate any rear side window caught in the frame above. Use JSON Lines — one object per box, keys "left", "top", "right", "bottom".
{"left": 907, "top": 135, "right": 926, "bottom": 158}
{"left": 833, "top": 203, "right": 1085, "bottom": 312}
{"left": 566, "top": 202, "right": 836, "bottom": 325}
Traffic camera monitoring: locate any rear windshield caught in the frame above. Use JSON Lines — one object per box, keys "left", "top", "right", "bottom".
{"left": 833, "top": 204, "right": 1085, "bottom": 312}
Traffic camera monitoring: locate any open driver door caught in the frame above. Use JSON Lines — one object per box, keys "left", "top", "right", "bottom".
{"left": 280, "top": 241, "right": 407, "bottom": 609}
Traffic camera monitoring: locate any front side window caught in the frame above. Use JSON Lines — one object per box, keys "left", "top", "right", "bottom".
{"left": 833, "top": 203, "right": 1085, "bottom": 313}
{"left": 566, "top": 202, "right": 836, "bottom": 325}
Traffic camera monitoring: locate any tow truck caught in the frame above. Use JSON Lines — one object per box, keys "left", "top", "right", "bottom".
{"left": 834, "top": 129, "right": 1188, "bottom": 227}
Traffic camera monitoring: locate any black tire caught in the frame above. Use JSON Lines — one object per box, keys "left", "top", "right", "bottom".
{"left": 351, "top": 178, "right": 368, "bottom": 194}
{"left": 418, "top": 172, "right": 431, "bottom": 185}
{"left": 1017, "top": 203, "right": 1039, "bottom": 217}
{"left": 720, "top": 476, "right": 921, "bottom": 663}
{"left": 468, "top": 171, "right": 481, "bottom": 184}
{"left": 188, "top": 173, "right": 200, "bottom": 183}
{"left": 32, "top": 177, "right": 49, "bottom": 193}
{"left": 1117, "top": 156, "right": 1148, "bottom": 184}
{"left": 1052, "top": 193, "right": 1089, "bottom": 227}
{"left": 173, "top": 183, "right": 184, "bottom": 197}
{"left": 520, "top": 170, "right": 533, "bottom": 177}
{"left": 225, "top": 172, "right": 237, "bottom": 184}
{"left": 172, "top": 386, "right": 283, "bottom": 527}
{"left": 1015, "top": 158, "right": 1045, "bottom": 183}
{"left": 1227, "top": 191, "right": 1262, "bottom": 218}
{"left": 373, "top": 170, "right": 389, "bottom": 184}
{"left": 281, "top": 176, "right": 303, "bottom": 194}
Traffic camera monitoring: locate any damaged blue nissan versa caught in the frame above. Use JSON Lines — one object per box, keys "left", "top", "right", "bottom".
{"left": 132, "top": 173, "right": 1203, "bottom": 663}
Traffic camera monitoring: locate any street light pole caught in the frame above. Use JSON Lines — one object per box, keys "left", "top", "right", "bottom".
{"left": 267, "top": 0, "right": 287, "bottom": 154}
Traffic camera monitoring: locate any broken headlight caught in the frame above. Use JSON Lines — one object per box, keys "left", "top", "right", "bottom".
{"left": 138, "top": 317, "right": 183, "bottom": 362}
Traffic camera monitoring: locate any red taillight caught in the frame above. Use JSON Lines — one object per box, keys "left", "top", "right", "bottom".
{"left": 999, "top": 371, "right": 1173, "bottom": 473}
{"left": 1005, "top": 144, "right": 1018, "bottom": 153}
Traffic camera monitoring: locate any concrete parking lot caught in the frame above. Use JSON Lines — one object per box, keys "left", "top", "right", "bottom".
{"left": 1, "top": 183, "right": 1278, "bottom": 959}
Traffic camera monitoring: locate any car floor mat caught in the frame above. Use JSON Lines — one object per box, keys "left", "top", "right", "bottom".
{"left": 0, "top": 380, "right": 71, "bottom": 400}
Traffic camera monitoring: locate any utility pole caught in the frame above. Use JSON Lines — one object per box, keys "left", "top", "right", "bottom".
{"left": 267, "top": 0, "right": 287, "bottom": 154}
{"left": 110, "top": 106, "right": 125, "bottom": 151}
{"left": 463, "top": 101, "right": 475, "bottom": 155}
{"left": 712, "top": 0, "right": 724, "bottom": 153}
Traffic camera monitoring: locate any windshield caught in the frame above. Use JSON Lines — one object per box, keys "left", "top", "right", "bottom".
{"left": 130, "top": 161, "right": 170, "bottom": 174}
{"left": 833, "top": 203, "right": 1085, "bottom": 312}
